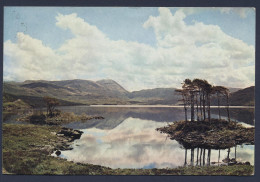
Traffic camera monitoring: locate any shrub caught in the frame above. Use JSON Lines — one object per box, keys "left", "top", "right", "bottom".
{"left": 29, "top": 114, "right": 46, "bottom": 124}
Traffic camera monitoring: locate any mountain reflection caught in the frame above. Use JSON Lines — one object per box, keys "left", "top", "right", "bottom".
{"left": 59, "top": 117, "right": 254, "bottom": 169}
{"left": 59, "top": 106, "right": 254, "bottom": 130}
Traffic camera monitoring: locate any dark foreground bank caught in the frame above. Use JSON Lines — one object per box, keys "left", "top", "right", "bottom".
{"left": 2, "top": 123, "right": 253, "bottom": 175}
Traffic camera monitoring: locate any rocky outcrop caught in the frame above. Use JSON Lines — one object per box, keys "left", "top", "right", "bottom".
{"left": 29, "top": 127, "right": 83, "bottom": 156}
{"left": 57, "top": 127, "right": 83, "bottom": 140}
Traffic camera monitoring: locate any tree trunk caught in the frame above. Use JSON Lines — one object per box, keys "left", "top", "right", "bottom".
{"left": 235, "top": 146, "right": 237, "bottom": 160}
{"left": 226, "top": 94, "right": 230, "bottom": 122}
{"left": 182, "top": 94, "right": 188, "bottom": 122}
{"left": 218, "top": 149, "right": 220, "bottom": 166}
{"left": 203, "top": 92, "right": 206, "bottom": 121}
{"left": 191, "top": 93, "right": 194, "bottom": 122}
{"left": 217, "top": 92, "right": 221, "bottom": 120}
{"left": 200, "top": 91, "right": 203, "bottom": 120}
{"left": 227, "top": 148, "right": 230, "bottom": 163}
{"left": 191, "top": 148, "right": 194, "bottom": 166}
{"left": 184, "top": 149, "right": 187, "bottom": 166}
{"left": 207, "top": 94, "right": 211, "bottom": 122}
{"left": 185, "top": 107, "right": 187, "bottom": 122}
{"left": 203, "top": 148, "right": 206, "bottom": 166}
{"left": 196, "top": 93, "right": 199, "bottom": 121}
{"left": 199, "top": 148, "right": 202, "bottom": 166}
{"left": 196, "top": 148, "right": 199, "bottom": 166}
{"left": 207, "top": 149, "right": 211, "bottom": 166}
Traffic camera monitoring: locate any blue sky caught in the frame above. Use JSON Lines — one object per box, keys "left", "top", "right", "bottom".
{"left": 4, "top": 7, "right": 255, "bottom": 47}
{"left": 4, "top": 7, "right": 255, "bottom": 90}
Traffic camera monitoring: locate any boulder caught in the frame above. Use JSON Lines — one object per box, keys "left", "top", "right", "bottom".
{"left": 55, "top": 150, "right": 61, "bottom": 156}
{"left": 57, "top": 128, "right": 83, "bottom": 140}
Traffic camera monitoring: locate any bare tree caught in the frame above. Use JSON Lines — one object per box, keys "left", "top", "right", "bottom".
{"left": 176, "top": 88, "right": 190, "bottom": 122}
{"left": 204, "top": 81, "right": 213, "bottom": 122}
{"left": 225, "top": 89, "right": 231, "bottom": 122}
{"left": 43, "top": 96, "right": 59, "bottom": 117}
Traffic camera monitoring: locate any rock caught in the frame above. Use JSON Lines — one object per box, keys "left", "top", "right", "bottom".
{"left": 244, "top": 161, "right": 250, "bottom": 165}
{"left": 230, "top": 158, "right": 237, "bottom": 163}
{"left": 55, "top": 150, "right": 61, "bottom": 156}
{"left": 222, "top": 158, "right": 230, "bottom": 163}
{"left": 228, "top": 162, "right": 237, "bottom": 166}
{"left": 57, "top": 128, "right": 83, "bottom": 140}
{"left": 41, "top": 145, "right": 54, "bottom": 154}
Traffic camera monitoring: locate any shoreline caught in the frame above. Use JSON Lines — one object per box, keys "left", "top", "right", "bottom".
{"left": 89, "top": 105, "right": 254, "bottom": 108}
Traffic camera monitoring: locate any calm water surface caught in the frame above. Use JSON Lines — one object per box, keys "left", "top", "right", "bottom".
{"left": 56, "top": 106, "right": 254, "bottom": 169}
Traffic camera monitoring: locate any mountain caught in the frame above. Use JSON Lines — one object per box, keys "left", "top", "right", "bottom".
{"left": 230, "top": 86, "right": 255, "bottom": 106}
{"left": 3, "top": 79, "right": 131, "bottom": 106}
{"left": 228, "top": 87, "right": 242, "bottom": 93}
{"left": 128, "top": 88, "right": 180, "bottom": 105}
{"left": 3, "top": 79, "right": 255, "bottom": 107}
{"left": 96, "top": 79, "right": 128, "bottom": 95}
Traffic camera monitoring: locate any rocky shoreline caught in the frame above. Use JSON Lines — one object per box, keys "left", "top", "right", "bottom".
{"left": 31, "top": 127, "right": 84, "bottom": 156}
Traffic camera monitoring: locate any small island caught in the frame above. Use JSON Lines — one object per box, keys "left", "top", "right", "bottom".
{"left": 157, "top": 79, "right": 254, "bottom": 168}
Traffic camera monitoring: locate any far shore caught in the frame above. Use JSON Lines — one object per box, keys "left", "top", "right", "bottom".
{"left": 89, "top": 105, "right": 255, "bottom": 108}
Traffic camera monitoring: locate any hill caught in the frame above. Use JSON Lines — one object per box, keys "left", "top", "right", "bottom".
{"left": 2, "top": 79, "right": 255, "bottom": 107}
{"left": 230, "top": 86, "right": 255, "bottom": 106}
{"left": 128, "top": 88, "right": 180, "bottom": 105}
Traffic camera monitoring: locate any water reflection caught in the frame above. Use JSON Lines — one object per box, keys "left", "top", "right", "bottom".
{"left": 57, "top": 106, "right": 254, "bottom": 130}
{"left": 59, "top": 117, "right": 254, "bottom": 169}
{"left": 3, "top": 106, "right": 254, "bottom": 128}
{"left": 60, "top": 118, "right": 189, "bottom": 168}
{"left": 182, "top": 145, "right": 254, "bottom": 167}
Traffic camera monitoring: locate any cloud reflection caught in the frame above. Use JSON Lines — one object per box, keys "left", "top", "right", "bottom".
{"left": 61, "top": 117, "right": 254, "bottom": 169}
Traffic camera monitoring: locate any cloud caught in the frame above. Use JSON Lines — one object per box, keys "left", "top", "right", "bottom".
{"left": 4, "top": 8, "right": 255, "bottom": 91}
{"left": 220, "top": 8, "right": 252, "bottom": 18}
{"left": 4, "top": 33, "right": 60, "bottom": 81}
{"left": 143, "top": 8, "right": 255, "bottom": 87}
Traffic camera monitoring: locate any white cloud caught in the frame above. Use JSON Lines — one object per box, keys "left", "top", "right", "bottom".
{"left": 4, "top": 8, "right": 255, "bottom": 91}
{"left": 4, "top": 33, "right": 60, "bottom": 81}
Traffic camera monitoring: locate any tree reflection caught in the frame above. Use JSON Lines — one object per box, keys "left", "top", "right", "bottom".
{"left": 181, "top": 145, "right": 243, "bottom": 167}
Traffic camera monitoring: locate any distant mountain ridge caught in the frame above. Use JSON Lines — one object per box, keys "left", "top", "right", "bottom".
{"left": 3, "top": 79, "right": 254, "bottom": 107}
{"left": 230, "top": 86, "right": 254, "bottom": 106}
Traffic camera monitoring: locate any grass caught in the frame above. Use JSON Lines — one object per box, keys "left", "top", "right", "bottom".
{"left": 3, "top": 123, "right": 254, "bottom": 175}
{"left": 3, "top": 99, "right": 31, "bottom": 111}
{"left": 17, "top": 111, "right": 104, "bottom": 125}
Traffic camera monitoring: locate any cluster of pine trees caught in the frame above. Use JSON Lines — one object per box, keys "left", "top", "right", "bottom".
{"left": 176, "top": 78, "right": 231, "bottom": 122}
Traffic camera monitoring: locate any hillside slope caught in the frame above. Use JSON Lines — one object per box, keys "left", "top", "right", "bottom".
{"left": 230, "top": 86, "right": 254, "bottom": 106}
{"left": 3, "top": 79, "right": 254, "bottom": 107}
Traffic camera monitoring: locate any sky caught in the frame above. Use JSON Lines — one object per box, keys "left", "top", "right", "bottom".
{"left": 3, "top": 7, "right": 255, "bottom": 91}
